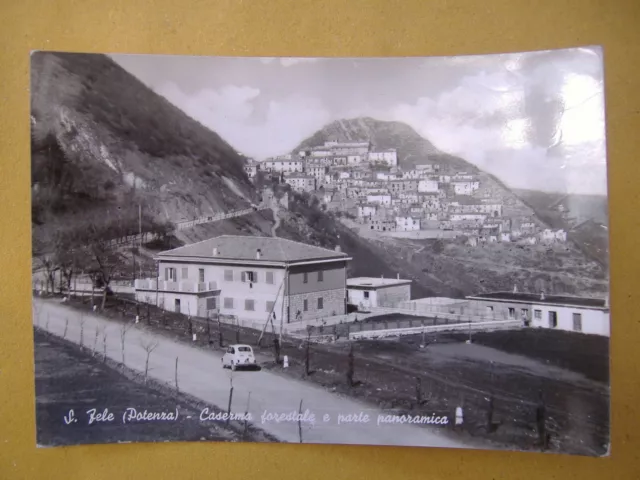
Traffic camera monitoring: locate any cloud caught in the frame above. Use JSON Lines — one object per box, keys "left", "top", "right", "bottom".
{"left": 385, "top": 67, "right": 606, "bottom": 194}
{"left": 142, "top": 48, "right": 606, "bottom": 194}
{"left": 157, "top": 82, "right": 330, "bottom": 159}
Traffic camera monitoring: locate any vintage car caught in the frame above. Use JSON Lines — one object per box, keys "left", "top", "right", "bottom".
{"left": 221, "top": 344, "right": 257, "bottom": 370}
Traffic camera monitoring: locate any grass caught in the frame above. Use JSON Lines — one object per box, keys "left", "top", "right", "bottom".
{"left": 447, "top": 328, "right": 610, "bottom": 383}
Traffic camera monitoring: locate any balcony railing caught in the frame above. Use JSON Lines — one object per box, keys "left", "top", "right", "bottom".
{"left": 134, "top": 279, "right": 218, "bottom": 293}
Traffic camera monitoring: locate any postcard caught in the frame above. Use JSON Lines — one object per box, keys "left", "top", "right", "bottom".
{"left": 31, "top": 48, "right": 609, "bottom": 456}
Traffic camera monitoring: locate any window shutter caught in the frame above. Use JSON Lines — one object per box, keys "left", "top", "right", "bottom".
{"left": 241, "top": 272, "right": 246, "bottom": 282}
{"left": 253, "top": 271, "right": 258, "bottom": 283}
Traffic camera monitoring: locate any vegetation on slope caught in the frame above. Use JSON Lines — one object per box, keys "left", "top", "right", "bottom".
{"left": 31, "top": 51, "right": 254, "bottom": 227}
{"left": 513, "top": 189, "right": 609, "bottom": 267}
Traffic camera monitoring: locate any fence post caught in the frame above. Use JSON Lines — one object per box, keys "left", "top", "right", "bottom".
{"left": 298, "top": 399, "right": 304, "bottom": 444}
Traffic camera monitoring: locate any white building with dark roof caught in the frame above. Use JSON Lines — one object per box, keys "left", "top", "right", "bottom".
{"left": 466, "top": 291, "right": 610, "bottom": 336}
{"left": 135, "top": 236, "right": 352, "bottom": 327}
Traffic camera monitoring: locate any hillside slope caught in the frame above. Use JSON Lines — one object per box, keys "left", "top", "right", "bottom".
{"left": 30, "top": 51, "right": 254, "bottom": 235}
{"left": 513, "top": 189, "right": 610, "bottom": 267}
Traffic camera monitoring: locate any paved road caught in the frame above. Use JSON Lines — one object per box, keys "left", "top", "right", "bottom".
{"left": 32, "top": 297, "right": 470, "bottom": 448}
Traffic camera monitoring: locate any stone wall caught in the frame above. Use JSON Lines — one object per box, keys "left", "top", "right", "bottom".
{"left": 288, "top": 287, "right": 346, "bottom": 322}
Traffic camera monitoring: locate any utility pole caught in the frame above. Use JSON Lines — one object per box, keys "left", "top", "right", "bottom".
{"left": 132, "top": 235, "right": 136, "bottom": 283}
{"left": 138, "top": 204, "right": 143, "bottom": 278}
{"left": 279, "top": 267, "right": 288, "bottom": 344}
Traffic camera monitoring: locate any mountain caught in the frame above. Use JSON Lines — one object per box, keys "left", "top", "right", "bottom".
{"left": 30, "top": 51, "right": 254, "bottom": 234}
{"left": 294, "top": 117, "right": 477, "bottom": 172}
{"left": 513, "top": 189, "right": 609, "bottom": 266}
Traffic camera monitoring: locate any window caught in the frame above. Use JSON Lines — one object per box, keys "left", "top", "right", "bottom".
{"left": 174, "top": 299, "right": 181, "bottom": 313}
{"left": 206, "top": 297, "right": 217, "bottom": 310}
{"left": 303, "top": 272, "right": 308, "bottom": 284}
{"left": 317, "top": 297, "right": 324, "bottom": 310}
{"left": 165, "top": 267, "right": 176, "bottom": 281}
{"left": 181, "top": 267, "right": 188, "bottom": 280}
{"left": 266, "top": 271, "right": 274, "bottom": 284}
{"left": 245, "top": 299, "right": 255, "bottom": 311}
{"left": 508, "top": 307, "right": 515, "bottom": 319}
{"left": 318, "top": 271, "right": 324, "bottom": 282}
{"left": 548, "top": 311, "right": 558, "bottom": 328}
{"left": 224, "top": 269, "right": 233, "bottom": 281}
{"left": 223, "top": 297, "right": 234, "bottom": 309}
{"left": 241, "top": 271, "right": 257, "bottom": 283}
{"left": 266, "top": 301, "right": 275, "bottom": 312}
{"left": 199, "top": 268, "right": 205, "bottom": 283}
{"left": 573, "top": 313, "right": 583, "bottom": 332}
{"left": 521, "top": 308, "right": 529, "bottom": 319}
{"left": 364, "top": 291, "right": 370, "bottom": 299}
{"left": 486, "top": 306, "right": 494, "bottom": 314}
{"left": 534, "top": 309, "right": 542, "bottom": 319}
{"left": 303, "top": 299, "right": 308, "bottom": 312}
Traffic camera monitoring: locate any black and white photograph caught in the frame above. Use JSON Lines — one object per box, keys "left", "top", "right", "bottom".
{"left": 30, "top": 48, "right": 609, "bottom": 456}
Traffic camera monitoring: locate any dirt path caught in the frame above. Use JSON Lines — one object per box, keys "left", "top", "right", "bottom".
{"left": 32, "top": 297, "right": 471, "bottom": 449}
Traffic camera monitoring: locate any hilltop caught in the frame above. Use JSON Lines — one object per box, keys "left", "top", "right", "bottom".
{"left": 294, "top": 117, "right": 476, "bottom": 172}
{"left": 30, "top": 51, "right": 254, "bottom": 234}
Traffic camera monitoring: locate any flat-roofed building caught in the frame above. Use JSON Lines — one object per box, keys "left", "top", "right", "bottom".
{"left": 347, "top": 276, "right": 412, "bottom": 309}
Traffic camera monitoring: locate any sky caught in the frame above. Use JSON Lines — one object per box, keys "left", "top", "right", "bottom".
{"left": 111, "top": 47, "right": 607, "bottom": 195}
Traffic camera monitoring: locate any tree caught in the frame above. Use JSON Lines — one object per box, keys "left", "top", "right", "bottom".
{"left": 33, "top": 238, "right": 58, "bottom": 294}
{"left": 140, "top": 339, "right": 159, "bottom": 383}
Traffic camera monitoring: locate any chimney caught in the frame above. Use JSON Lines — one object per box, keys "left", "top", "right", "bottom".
{"left": 213, "top": 247, "right": 218, "bottom": 256}
{"left": 540, "top": 290, "right": 545, "bottom": 300}
{"left": 256, "top": 248, "right": 262, "bottom": 260}
{"left": 397, "top": 273, "right": 400, "bottom": 280}
{"left": 513, "top": 284, "right": 518, "bottom": 293}
{"left": 335, "top": 245, "right": 341, "bottom": 253}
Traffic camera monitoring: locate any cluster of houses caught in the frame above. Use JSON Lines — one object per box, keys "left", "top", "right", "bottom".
{"left": 243, "top": 140, "right": 567, "bottom": 246}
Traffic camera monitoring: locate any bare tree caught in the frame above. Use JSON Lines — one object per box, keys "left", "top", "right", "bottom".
{"left": 102, "top": 328, "right": 108, "bottom": 362}
{"left": 140, "top": 339, "right": 159, "bottom": 383}
{"left": 32, "top": 228, "right": 61, "bottom": 296}
{"left": 79, "top": 312, "right": 87, "bottom": 348}
{"left": 92, "top": 325, "right": 102, "bottom": 357}
{"left": 119, "top": 322, "right": 133, "bottom": 369}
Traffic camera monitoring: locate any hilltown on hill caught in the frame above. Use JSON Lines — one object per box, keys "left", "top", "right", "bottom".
{"left": 244, "top": 140, "right": 568, "bottom": 246}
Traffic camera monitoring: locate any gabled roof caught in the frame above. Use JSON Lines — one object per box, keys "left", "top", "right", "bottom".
{"left": 158, "top": 235, "right": 349, "bottom": 264}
